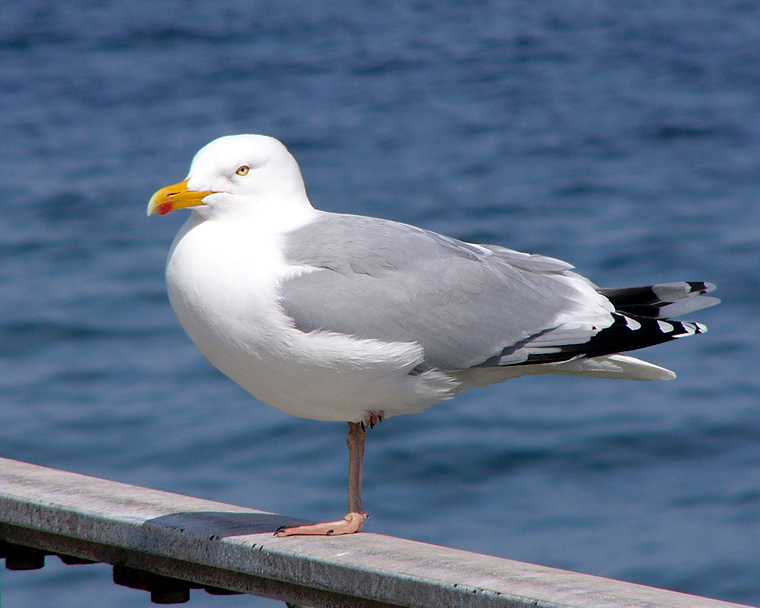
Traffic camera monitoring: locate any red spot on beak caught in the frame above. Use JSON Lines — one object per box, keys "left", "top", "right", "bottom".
{"left": 156, "top": 202, "right": 173, "bottom": 215}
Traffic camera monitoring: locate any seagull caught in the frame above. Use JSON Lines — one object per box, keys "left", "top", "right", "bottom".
{"left": 148, "top": 134, "right": 719, "bottom": 536}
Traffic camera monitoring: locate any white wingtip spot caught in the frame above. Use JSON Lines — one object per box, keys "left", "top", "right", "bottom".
{"left": 673, "top": 321, "right": 707, "bottom": 338}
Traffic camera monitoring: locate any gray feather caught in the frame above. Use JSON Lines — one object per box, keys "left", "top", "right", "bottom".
{"left": 279, "top": 214, "right": 590, "bottom": 370}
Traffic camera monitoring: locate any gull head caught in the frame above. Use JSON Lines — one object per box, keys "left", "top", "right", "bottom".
{"left": 147, "top": 135, "right": 311, "bottom": 219}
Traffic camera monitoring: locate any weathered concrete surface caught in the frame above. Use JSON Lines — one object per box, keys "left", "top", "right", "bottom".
{"left": 0, "top": 457, "right": 751, "bottom": 608}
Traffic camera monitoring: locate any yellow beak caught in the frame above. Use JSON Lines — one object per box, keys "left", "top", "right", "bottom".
{"left": 147, "top": 179, "right": 215, "bottom": 216}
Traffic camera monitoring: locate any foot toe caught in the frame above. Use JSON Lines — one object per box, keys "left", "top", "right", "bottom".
{"left": 274, "top": 512, "right": 367, "bottom": 537}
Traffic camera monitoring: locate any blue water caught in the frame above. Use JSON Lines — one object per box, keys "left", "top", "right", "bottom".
{"left": 1, "top": 2, "right": 759, "bottom": 606}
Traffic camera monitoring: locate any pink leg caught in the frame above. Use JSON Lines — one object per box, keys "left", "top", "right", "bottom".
{"left": 276, "top": 421, "right": 370, "bottom": 537}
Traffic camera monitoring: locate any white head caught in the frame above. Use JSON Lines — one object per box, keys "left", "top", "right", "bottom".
{"left": 147, "top": 134, "right": 313, "bottom": 221}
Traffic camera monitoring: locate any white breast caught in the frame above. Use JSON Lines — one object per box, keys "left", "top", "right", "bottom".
{"left": 165, "top": 214, "right": 459, "bottom": 422}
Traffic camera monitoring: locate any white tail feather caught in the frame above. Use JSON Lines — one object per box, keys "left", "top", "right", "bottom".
{"left": 457, "top": 353, "right": 675, "bottom": 388}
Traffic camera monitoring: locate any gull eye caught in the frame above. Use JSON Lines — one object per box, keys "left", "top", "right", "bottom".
{"left": 235, "top": 165, "right": 250, "bottom": 176}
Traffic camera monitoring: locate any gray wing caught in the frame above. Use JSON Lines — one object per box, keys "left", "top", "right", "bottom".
{"left": 279, "top": 213, "right": 608, "bottom": 370}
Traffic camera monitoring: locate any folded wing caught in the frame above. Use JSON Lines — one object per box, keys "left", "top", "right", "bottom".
{"left": 279, "top": 214, "right": 717, "bottom": 372}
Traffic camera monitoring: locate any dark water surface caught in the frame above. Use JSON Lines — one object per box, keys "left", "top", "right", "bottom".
{"left": 1, "top": 2, "right": 759, "bottom": 606}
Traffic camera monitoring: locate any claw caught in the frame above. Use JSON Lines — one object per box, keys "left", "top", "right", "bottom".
{"left": 363, "top": 410, "right": 385, "bottom": 430}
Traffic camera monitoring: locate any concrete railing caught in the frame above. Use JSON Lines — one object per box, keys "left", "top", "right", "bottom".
{"left": 0, "top": 457, "right": 750, "bottom": 607}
